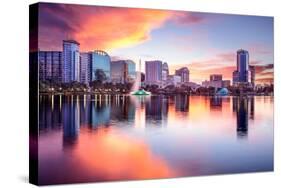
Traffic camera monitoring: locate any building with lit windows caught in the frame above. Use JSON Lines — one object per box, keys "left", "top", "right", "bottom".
{"left": 175, "top": 67, "right": 190, "bottom": 83}
{"left": 38, "top": 51, "right": 62, "bottom": 83}
{"left": 145, "top": 60, "right": 162, "bottom": 85}
{"left": 62, "top": 40, "right": 80, "bottom": 83}
{"left": 91, "top": 50, "right": 111, "bottom": 82}
{"left": 111, "top": 60, "right": 128, "bottom": 84}
{"left": 80, "top": 52, "right": 91, "bottom": 84}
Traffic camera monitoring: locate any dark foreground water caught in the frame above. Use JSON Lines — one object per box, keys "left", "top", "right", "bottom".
{"left": 38, "top": 95, "right": 273, "bottom": 185}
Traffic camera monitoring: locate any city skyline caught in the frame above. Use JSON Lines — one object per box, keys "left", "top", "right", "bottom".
{"left": 36, "top": 3, "right": 274, "bottom": 84}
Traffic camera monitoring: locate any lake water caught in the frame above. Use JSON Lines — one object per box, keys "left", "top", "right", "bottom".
{"left": 38, "top": 95, "right": 273, "bottom": 185}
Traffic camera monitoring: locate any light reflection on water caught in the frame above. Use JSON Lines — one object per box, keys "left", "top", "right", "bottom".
{"left": 38, "top": 95, "right": 273, "bottom": 185}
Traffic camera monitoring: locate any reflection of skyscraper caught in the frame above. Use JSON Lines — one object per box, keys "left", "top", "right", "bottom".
{"left": 91, "top": 50, "right": 111, "bottom": 81}
{"left": 210, "top": 97, "right": 222, "bottom": 109}
{"left": 39, "top": 95, "right": 62, "bottom": 131}
{"left": 145, "top": 60, "right": 162, "bottom": 85}
{"left": 62, "top": 95, "right": 80, "bottom": 146}
{"left": 145, "top": 96, "right": 162, "bottom": 121}
{"left": 79, "top": 95, "right": 92, "bottom": 126}
{"left": 91, "top": 95, "right": 110, "bottom": 128}
{"left": 175, "top": 95, "right": 189, "bottom": 112}
{"left": 62, "top": 40, "right": 80, "bottom": 83}
{"left": 110, "top": 96, "right": 135, "bottom": 121}
{"left": 236, "top": 97, "right": 248, "bottom": 138}
{"left": 249, "top": 97, "right": 255, "bottom": 120}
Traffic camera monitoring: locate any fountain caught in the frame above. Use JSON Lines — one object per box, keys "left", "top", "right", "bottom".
{"left": 130, "top": 59, "right": 151, "bottom": 95}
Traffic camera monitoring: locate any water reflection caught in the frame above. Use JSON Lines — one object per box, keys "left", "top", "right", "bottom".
{"left": 38, "top": 95, "right": 273, "bottom": 185}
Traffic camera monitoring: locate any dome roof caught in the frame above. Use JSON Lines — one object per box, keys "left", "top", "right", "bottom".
{"left": 217, "top": 88, "right": 229, "bottom": 96}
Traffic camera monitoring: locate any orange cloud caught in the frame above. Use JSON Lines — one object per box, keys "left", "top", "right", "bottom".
{"left": 75, "top": 9, "right": 172, "bottom": 51}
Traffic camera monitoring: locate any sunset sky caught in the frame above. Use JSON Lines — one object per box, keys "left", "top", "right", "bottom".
{"left": 38, "top": 3, "right": 274, "bottom": 84}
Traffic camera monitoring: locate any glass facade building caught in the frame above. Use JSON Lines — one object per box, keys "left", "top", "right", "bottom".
{"left": 111, "top": 60, "right": 128, "bottom": 84}
{"left": 126, "top": 60, "right": 136, "bottom": 83}
{"left": 39, "top": 51, "right": 62, "bottom": 83}
{"left": 80, "top": 53, "right": 91, "bottom": 84}
{"left": 175, "top": 67, "right": 190, "bottom": 83}
{"left": 62, "top": 40, "right": 80, "bottom": 83}
{"left": 145, "top": 60, "right": 162, "bottom": 85}
{"left": 91, "top": 50, "right": 111, "bottom": 82}
{"left": 237, "top": 49, "right": 249, "bottom": 82}
{"left": 162, "top": 62, "right": 169, "bottom": 81}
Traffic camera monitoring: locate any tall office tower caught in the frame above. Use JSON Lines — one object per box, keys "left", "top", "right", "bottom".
{"left": 210, "top": 74, "right": 222, "bottom": 82}
{"left": 125, "top": 60, "right": 136, "bottom": 82}
{"left": 110, "top": 60, "right": 128, "bottom": 84}
{"left": 249, "top": 65, "right": 255, "bottom": 86}
{"left": 80, "top": 52, "right": 91, "bottom": 85}
{"left": 237, "top": 49, "right": 249, "bottom": 82}
{"left": 175, "top": 67, "right": 190, "bottom": 82}
{"left": 38, "top": 51, "right": 62, "bottom": 83}
{"left": 162, "top": 62, "right": 169, "bottom": 81}
{"left": 91, "top": 50, "right": 111, "bottom": 82}
{"left": 62, "top": 40, "right": 80, "bottom": 83}
{"left": 232, "top": 70, "right": 239, "bottom": 85}
{"left": 145, "top": 60, "right": 162, "bottom": 85}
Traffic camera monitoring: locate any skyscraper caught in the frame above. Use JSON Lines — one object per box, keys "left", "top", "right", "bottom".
{"left": 80, "top": 52, "right": 91, "bottom": 84}
{"left": 162, "top": 62, "right": 169, "bottom": 81}
{"left": 175, "top": 67, "right": 190, "bottom": 82}
{"left": 39, "top": 51, "right": 62, "bottom": 83}
{"left": 232, "top": 49, "right": 251, "bottom": 86}
{"left": 237, "top": 49, "right": 249, "bottom": 82}
{"left": 91, "top": 50, "right": 111, "bottom": 82}
{"left": 62, "top": 40, "right": 80, "bottom": 83}
{"left": 126, "top": 60, "right": 136, "bottom": 83}
{"left": 111, "top": 60, "right": 128, "bottom": 84}
{"left": 249, "top": 65, "right": 255, "bottom": 87}
{"left": 145, "top": 60, "right": 162, "bottom": 85}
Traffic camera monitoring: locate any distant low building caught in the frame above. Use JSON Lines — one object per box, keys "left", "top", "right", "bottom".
{"left": 210, "top": 74, "right": 222, "bottom": 82}
{"left": 202, "top": 80, "right": 222, "bottom": 88}
{"left": 222, "top": 80, "right": 231, "bottom": 87}
{"left": 167, "top": 75, "right": 181, "bottom": 86}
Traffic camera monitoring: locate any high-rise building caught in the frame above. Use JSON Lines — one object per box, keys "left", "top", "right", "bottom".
{"left": 210, "top": 74, "right": 222, "bottom": 81}
{"left": 111, "top": 60, "right": 128, "bottom": 84}
{"left": 237, "top": 49, "right": 249, "bottom": 82}
{"left": 249, "top": 65, "right": 255, "bottom": 86}
{"left": 91, "top": 50, "right": 111, "bottom": 82}
{"left": 175, "top": 67, "right": 190, "bottom": 82}
{"left": 232, "top": 70, "right": 239, "bottom": 85}
{"left": 39, "top": 51, "right": 62, "bottom": 83}
{"left": 126, "top": 60, "right": 136, "bottom": 83}
{"left": 80, "top": 53, "right": 91, "bottom": 84}
{"left": 162, "top": 62, "right": 169, "bottom": 81}
{"left": 62, "top": 40, "right": 80, "bottom": 83}
{"left": 145, "top": 60, "right": 162, "bottom": 85}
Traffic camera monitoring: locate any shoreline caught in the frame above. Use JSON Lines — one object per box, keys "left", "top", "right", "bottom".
{"left": 38, "top": 92, "right": 274, "bottom": 97}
